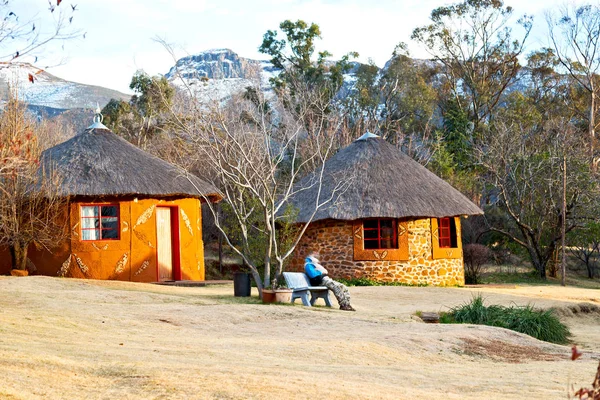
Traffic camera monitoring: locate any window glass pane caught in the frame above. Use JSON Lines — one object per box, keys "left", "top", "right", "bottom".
{"left": 81, "top": 206, "right": 98, "bottom": 218}
{"left": 101, "top": 206, "right": 118, "bottom": 217}
{"left": 101, "top": 220, "right": 118, "bottom": 231}
{"left": 364, "top": 239, "right": 379, "bottom": 249}
{"left": 440, "top": 238, "right": 451, "bottom": 247}
{"left": 82, "top": 229, "right": 99, "bottom": 241}
{"left": 380, "top": 225, "right": 394, "bottom": 239}
{"left": 81, "top": 206, "right": 99, "bottom": 230}
{"left": 364, "top": 229, "right": 378, "bottom": 239}
{"left": 450, "top": 218, "right": 458, "bottom": 247}
{"left": 101, "top": 228, "right": 118, "bottom": 239}
{"left": 380, "top": 219, "right": 394, "bottom": 229}
{"left": 81, "top": 218, "right": 98, "bottom": 229}
{"left": 363, "top": 220, "right": 378, "bottom": 229}
{"left": 380, "top": 236, "right": 396, "bottom": 249}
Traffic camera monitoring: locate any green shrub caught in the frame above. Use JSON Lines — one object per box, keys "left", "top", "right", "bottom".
{"left": 442, "top": 295, "right": 570, "bottom": 344}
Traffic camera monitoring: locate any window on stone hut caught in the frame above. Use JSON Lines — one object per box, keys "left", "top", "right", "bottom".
{"left": 81, "top": 205, "right": 120, "bottom": 241}
{"left": 363, "top": 218, "right": 398, "bottom": 249}
{"left": 437, "top": 217, "right": 458, "bottom": 248}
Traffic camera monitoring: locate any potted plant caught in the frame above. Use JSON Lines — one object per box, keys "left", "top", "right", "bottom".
{"left": 261, "top": 281, "right": 292, "bottom": 304}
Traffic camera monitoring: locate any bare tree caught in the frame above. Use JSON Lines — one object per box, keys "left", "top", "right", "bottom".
{"left": 569, "top": 222, "right": 600, "bottom": 279}
{"left": 0, "top": 1, "right": 80, "bottom": 63}
{"left": 169, "top": 78, "right": 348, "bottom": 296}
{"left": 548, "top": 4, "right": 600, "bottom": 169}
{"left": 477, "top": 117, "right": 595, "bottom": 278}
{"left": 0, "top": 93, "right": 67, "bottom": 271}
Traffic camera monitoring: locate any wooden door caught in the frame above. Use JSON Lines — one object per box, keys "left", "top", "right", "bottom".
{"left": 156, "top": 207, "right": 173, "bottom": 281}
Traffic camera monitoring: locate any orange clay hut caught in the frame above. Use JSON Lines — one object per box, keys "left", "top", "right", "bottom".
{"left": 287, "top": 132, "right": 483, "bottom": 286}
{"left": 0, "top": 114, "right": 220, "bottom": 282}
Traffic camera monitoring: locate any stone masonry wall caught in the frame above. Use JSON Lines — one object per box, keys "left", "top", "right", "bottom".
{"left": 290, "top": 218, "right": 464, "bottom": 286}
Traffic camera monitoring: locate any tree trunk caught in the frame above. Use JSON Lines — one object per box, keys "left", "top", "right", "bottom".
{"left": 11, "top": 240, "right": 28, "bottom": 271}
{"left": 250, "top": 268, "right": 263, "bottom": 298}
{"left": 526, "top": 245, "right": 547, "bottom": 279}
{"left": 561, "top": 153, "right": 567, "bottom": 286}
{"left": 590, "top": 83, "right": 596, "bottom": 169}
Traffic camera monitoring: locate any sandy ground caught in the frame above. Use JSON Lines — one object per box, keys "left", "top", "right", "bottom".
{"left": 0, "top": 277, "right": 599, "bottom": 399}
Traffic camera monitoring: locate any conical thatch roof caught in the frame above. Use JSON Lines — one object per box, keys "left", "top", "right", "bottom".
{"left": 288, "top": 134, "right": 482, "bottom": 223}
{"left": 42, "top": 128, "right": 221, "bottom": 201}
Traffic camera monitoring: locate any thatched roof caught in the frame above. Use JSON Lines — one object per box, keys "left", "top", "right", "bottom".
{"left": 42, "top": 128, "right": 221, "bottom": 201}
{"left": 288, "top": 133, "right": 482, "bottom": 223}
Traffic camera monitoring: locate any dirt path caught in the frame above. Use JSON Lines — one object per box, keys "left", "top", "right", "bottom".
{"left": 0, "top": 277, "right": 598, "bottom": 399}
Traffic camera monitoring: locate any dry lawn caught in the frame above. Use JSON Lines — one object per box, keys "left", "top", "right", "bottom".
{"left": 0, "top": 277, "right": 599, "bottom": 399}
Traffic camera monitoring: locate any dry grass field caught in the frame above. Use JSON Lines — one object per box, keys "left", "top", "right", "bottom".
{"left": 0, "top": 276, "right": 599, "bottom": 399}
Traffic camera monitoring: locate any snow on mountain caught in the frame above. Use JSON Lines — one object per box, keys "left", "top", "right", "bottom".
{"left": 0, "top": 62, "right": 129, "bottom": 110}
{"left": 165, "top": 49, "right": 278, "bottom": 103}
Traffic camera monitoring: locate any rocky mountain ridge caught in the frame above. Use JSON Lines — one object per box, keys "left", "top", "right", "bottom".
{"left": 165, "top": 49, "right": 277, "bottom": 103}
{"left": 0, "top": 62, "right": 130, "bottom": 110}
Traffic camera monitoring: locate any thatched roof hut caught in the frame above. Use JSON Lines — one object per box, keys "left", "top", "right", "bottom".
{"left": 289, "top": 133, "right": 482, "bottom": 222}
{"left": 1, "top": 119, "right": 221, "bottom": 283}
{"left": 42, "top": 127, "right": 220, "bottom": 201}
{"left": 288, "top": 133, "right": 483, "bottom": 286}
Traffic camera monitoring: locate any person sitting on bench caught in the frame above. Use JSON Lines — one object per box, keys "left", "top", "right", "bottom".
{"left": 304, "top": 252, "right": 355, "bottom": 311}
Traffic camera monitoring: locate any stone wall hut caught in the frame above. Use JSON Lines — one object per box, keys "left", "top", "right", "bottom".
{"left": 0, "top": 113, "right": 220, "bottom": 282}
{"left": 288, "top": 133, "right": 483, "bottom": 286}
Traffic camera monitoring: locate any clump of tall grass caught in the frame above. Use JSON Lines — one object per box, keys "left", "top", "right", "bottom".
{"left": 441, "top": 295, "right": 570, "bottom": 344}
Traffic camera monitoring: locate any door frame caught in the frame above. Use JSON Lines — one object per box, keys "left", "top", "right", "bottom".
{"left": 155, "top": 205, "right": 182, "bottom": 281}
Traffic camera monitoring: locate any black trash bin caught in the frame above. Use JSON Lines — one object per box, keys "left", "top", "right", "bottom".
{"left": 233, "top": 272, "right": 252, "bottom": 297}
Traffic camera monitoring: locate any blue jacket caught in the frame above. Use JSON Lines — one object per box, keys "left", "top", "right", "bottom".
{"left": 304, "top": 257, "right": 322, "bottom": 279}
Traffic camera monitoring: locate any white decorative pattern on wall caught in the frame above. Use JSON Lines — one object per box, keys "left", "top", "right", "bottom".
{"left": 181, "top": 209, "right": 193, "bottom": 236}
{"left": 73, "top": 254, "right": 89, "bottom": 275}
{"left": 58, "top": 255, "right": 71, "bottom": 277}
{"left": 373, "top": 250, "right": 388, "bottom": 260}
{"left": 134, "top": 205, "right": 155, "bottom": 229}
{"left": 134, "top": 260, "right": 150, "bottom": 276}
{"left": 115, "top": 253, "right": 128, "bottom": 274}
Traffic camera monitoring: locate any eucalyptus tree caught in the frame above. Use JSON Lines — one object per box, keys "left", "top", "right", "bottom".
{"left": 102, "top": 71, "right": 176, "bottom": 149}
{"left": 412, "top": 0, "right": 532, "bottom": 136}
{"left": 548, "top": 4, "right": 600, "bottom": 168}
{"left": 259, "top": 19, "right": 357, "bottom": 137}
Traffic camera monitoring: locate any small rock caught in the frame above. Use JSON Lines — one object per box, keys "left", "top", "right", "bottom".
{"left": 10, "top": 269, "right": 28, "bottom": 277}
{"left": 420, "top": 312, "right": 440, "bottom": 323}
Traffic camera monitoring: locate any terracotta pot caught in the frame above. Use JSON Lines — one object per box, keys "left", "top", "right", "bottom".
{"left": 10, "top": 269, "right": 28, "bottom": 277}
{"left": 262, "top": 289, "right": 276, "bottom": 303}
{"left": 262, "top": 289, "right": 292, "bottom": 304}
{"left": 274, "top": 289, "right": 292, "bottom": 303}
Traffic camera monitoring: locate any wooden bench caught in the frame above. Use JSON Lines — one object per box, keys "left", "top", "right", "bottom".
{"left": 282, "top": 272, "right": 332, "bottom": 307}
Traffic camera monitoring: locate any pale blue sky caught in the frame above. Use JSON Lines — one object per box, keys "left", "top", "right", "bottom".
{"left": 9, "top": 0, "right": 591, "bottom": 93}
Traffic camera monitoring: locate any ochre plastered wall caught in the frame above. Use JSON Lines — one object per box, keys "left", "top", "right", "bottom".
{"left": 290, "top": 218, "right": 465, "bottom": 286}
{"left": 0, "top": 197, "right": 206, "bottom": 282}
